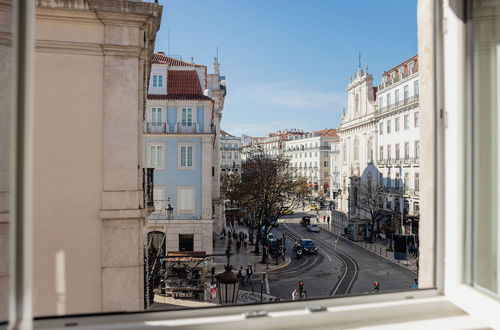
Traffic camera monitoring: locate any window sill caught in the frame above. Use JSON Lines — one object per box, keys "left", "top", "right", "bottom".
{"left": 32, "top": 290, "right": 489, "bottom": 330}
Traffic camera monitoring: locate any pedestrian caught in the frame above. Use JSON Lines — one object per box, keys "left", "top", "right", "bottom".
{"left": 410, "top": 278, "right": 418, "bottom": 289}
{"left": 227, "top": 230, "right": 231, "bottom": 239}
{"left": 236, "top": 239, "right": 241, "bottom": 252}
{"left": 323, "top": 215, "right": 326, "bottom": 223}
{"left": 373, "top": 281, "right": 380, "bottom": 292}
{"left": 246, "top": 265, "right": 253, "bottom": 284}
{"left": 219, "top": 231, "right": 224, "bottom": 240}
{"left": 238, "top": 266, "right": 245, "bottom": 286}
{"left": 327, "top": 215, "right": 330, "bottom": 225}
{"left": 222, "top": 227, "right": 226, "bottom": 237}
{"left": 228, "top": 237, "right": 233, "bottom": 248}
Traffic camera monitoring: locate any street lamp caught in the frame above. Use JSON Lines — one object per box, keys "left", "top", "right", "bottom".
{"left": 166, "top": 197, "right": 174, "bottom": 220}
{"left": 215, "top": 248, "right": 239, "bottom": 305}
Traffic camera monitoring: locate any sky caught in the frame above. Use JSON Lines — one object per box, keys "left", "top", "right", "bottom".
{"left": 154, "top": 0, "right": 418, "bottom": 137}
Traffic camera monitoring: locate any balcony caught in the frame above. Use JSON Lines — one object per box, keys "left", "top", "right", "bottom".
{"left": 377, "top": 94, "right": 419, "bottom": 114}
{"left": 145, "top": 122, "right": 168, "bottom": 133}
{"left": 142, "top": 167, "right": 154, "bottom": 212}
{"left": 176, "top": 122, "right": 198, "bottom": 133}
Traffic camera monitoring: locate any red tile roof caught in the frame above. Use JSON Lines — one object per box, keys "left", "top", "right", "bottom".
{"left": 314, "top": 128, "right": 339, "bottom": 138}
{"left": 147, "top": 94, "right": 211, "bottom": 101}
{"left": 147, "top": 70, "right": 211, "bottom": 101}
{"left": 152, "top": 53, "right": 206, "bottom": 68}
{"left": 168, "top": 70, "right": 202, "bottom": 94}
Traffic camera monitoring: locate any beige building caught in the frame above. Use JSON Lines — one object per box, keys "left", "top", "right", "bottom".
{"left": 0, "top": 0, "right": 162, "bottom": 318}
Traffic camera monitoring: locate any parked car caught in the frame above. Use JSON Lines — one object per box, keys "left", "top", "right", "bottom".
{"left": 282, "top": 208, "right": 294, "bottom": 215}
{"left": 310, "top": 204, "right": 319, "bottom": 211}
{"left": 307, "top": 223, "right": 320, "bottom": 233}
{"left": 299, "top": 239, "right": 318, "bottom": 255}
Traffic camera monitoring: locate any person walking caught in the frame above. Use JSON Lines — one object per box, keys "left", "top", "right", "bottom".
{"left": 238, "top": 266, "right": 245, "bottom": 286}
{"left": 327, "top": 215, "right": 330, "bottom": 225}
{"left": 246, "top": 265, "right": 253, "bottom": 285}
{"left": 322, "top": 215, "right": 326, "bottom": 223}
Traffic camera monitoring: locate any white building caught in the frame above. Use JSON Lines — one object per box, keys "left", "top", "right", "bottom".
{"left": 376, "top": 55, "right": 420, "bottom": 218}
{"left": 220, "top": 130, "right": 242, "bottom": 175}
{"left": 241, "top": 129, "right": 305, "bottom": 159}
{"left": 339, "top": 56, "right": 420, "bottom": 230}
{"left": 338, "top": 66, "right": 378, "bottom": 216}
{"left": 284, "top": 129, "right": 339, "bottom": 197}
{"left": 330, "top": 140, "right": 341, "bottom": 200}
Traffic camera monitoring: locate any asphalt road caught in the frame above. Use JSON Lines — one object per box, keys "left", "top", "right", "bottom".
{"left": 267, "top": 210, "right": 417, "bottom": 302}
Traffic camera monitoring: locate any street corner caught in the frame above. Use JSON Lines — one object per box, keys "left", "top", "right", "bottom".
{"left": 255, "top": 256, "right": 292, "bottom": 275}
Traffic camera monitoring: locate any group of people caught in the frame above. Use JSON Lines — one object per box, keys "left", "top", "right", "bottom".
{"left": 219, "top": 227, "right": 249, "bottom": 252}
{"left": 237, "top": 265, "right": 254, "bottom": 286}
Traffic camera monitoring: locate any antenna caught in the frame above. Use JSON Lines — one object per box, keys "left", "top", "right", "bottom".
{"left": 358, "top": 52, "right": 362, "bottom": 68}
{"left": 216, "top": 46, "right": 219, "bottom": 61}
{"left": 167, "top": 29, "right": 170, "bottom": 54}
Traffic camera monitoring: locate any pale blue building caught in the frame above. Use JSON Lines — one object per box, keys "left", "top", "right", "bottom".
{"left": 144, "top": 53, "right": 226, "bottom": 253}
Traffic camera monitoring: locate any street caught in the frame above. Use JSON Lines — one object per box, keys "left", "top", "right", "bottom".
{"left": 267, "top": 209, "right": 417, "bottom": 302}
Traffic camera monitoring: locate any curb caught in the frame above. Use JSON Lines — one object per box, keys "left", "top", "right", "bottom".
{"left": 255, "top": 256, "right": 292, "bottom": 275}
{"left": 318, "top": 225, "right": 418, "bottom": 275}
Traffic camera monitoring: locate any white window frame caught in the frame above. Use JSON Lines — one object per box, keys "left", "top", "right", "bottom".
{"left": 151, "top": 107, "right": 163, "bottom": 125}
{"left": 176, "top": 186, "right": 196, "bottom": 213}
{"left": 153, "top": 185, "right": 165, "bottom": 214}
{"left": 11, "top": 1, "right": 500, "bottom": 329}
{"left": 147, "top": 143, "right": 165, "bottom": 169}
{"left": 152, "top": 74, "right": 164, "bottom": 88}
{"left": 177, "top": 143, "right": 195, "bottom": 169}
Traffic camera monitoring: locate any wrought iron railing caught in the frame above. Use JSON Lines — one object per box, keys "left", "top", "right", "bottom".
{"left": 143, "top": 167, "right": 154, "bottom": 211}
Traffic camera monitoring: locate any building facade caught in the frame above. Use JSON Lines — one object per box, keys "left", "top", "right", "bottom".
{"left": 143, "top": 53, "right": 226, "bottom": 254}
{"left": 220, "top": 130, "right": 242, "bottom": 176}
{"left": 339, "top": 56, "right": 420, "bottom": 232}
{"left": 284, "top": 129, "right": 339, "bottom": 197}
{"left": 376, "top": 55, "right": 420, "bottom": 218}
{"left": 338, "top": 66, "right": 378, "bottom": 217}
{"left": 0, "top": 0, "right": 162, "bottom": 318}
{"left": 241, "top": 129, "right": 305, "bottom": 159}
{"left": 330, "top": 140, "right": 341, "bottom": 200}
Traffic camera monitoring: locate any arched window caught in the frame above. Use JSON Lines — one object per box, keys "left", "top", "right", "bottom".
{"left": 354, "top": 137, "right": 359, "bottom": 161}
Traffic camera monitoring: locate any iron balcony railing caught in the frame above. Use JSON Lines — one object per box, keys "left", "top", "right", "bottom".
{"left": 377, "top": 94, "right": 419, "bottom": 114}
{"left": 145, "top": 122, "right": 168, "bottom": 133}
{"left": 176, "top": 122, "right": 198, "bottom": 133}
{"left": 142, "top": 167, "right": 154, "bottom": 211}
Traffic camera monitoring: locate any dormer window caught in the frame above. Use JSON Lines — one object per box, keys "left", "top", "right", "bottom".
{"left": 409, "top": 60, "right": 415, "bottom": 74}
{"left": 152, "top": 74, "right": 164, "bottom": 88}
{"left": 398, "top": 67, "right": 405, "bottom": 79}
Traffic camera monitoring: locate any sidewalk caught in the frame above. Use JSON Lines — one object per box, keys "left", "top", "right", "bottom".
{"left": 317, "top": 214, "right": 418, "bottom": 274}
{"left": 212, "top": 224, "right": 291, "bottom": 276}
{"left": 211, "top": 224, "right": 291, "bottom": 304}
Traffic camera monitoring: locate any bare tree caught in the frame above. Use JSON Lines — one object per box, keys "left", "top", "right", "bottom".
{"left": 356, "top": 178, "right": 384, "bottom": 242}
{"left": 227, "top": 149, "right": 309, "bottom": 262}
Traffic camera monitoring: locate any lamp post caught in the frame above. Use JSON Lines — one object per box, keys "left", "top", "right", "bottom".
{"left": 215, "top": 247, "right": 239, "bottom": 305}
{"left": 166, "top": 197, "right": 174, "bottom": 220}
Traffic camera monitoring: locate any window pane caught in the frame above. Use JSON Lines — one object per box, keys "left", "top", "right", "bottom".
{"left": 470, "top": 0, "right": 500, "bottom": 296}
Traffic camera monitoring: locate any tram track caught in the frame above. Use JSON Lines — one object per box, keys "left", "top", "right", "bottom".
{"left": 280, "top": 222, "right": 359, "bottom": 296}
